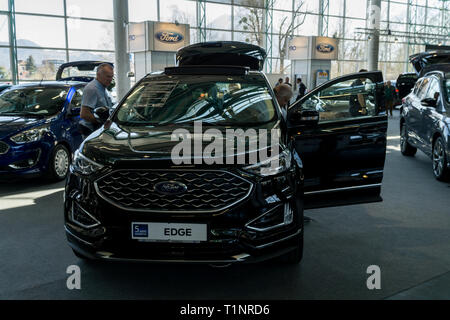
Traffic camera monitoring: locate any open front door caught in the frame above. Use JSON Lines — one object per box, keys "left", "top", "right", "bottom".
{"left": 288, "top": 71, "right": 387, "bottom": 209}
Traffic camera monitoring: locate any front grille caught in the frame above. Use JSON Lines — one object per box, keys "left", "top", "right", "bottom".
{"left": 95, "top": 170, "right": 253, "bottom": 213}
{"left": 0, "top": 141, "right": 9, "bottom": 155}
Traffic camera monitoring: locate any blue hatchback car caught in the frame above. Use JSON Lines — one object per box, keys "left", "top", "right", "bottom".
{"left": 0, "top": 61, "right": 113, "bottom": 181}
{"left": 0, "top": 81, "right": 86, "bottom": 180}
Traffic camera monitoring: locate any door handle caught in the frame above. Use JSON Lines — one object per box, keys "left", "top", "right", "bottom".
{"left": 350, "top": 135, "right": 363, "bottom": 141}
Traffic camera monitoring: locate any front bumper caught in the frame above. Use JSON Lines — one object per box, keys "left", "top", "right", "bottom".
{"left": 0, "top": 139, "right": 53, "bottom": 177}
{"left": 64, "top": 166, "right": 304, "bottom": 264}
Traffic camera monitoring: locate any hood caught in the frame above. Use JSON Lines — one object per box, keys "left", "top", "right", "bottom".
{"left": 56, "top": 61, "right": 114, "bottom": 82}
{"left": 82, "top": 121, "right": 282, "bottom": 167}
{"left": 0, "top": 116, "right": 44, "bottom": 140}
{"left": 409, "top": 51, "right": 450, "bottom": 76}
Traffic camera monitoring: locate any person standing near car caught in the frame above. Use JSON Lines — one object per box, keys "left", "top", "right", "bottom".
{"left": 274, "top": 84, "right": 293, "bottom": 119}
{"left": 296, "top": 78, "right": 307, "bottom": 101}
{"left": 349, "top": 69, "right": 368, "bottom": 117}
{"left": 79, "top": 63, "right": 114, "bottom": 139}
{"left": 284, "top": 77, "right": 292, "bottom": 87}
{"left": 384, "top": 80, "right": 396, "bottom": 118}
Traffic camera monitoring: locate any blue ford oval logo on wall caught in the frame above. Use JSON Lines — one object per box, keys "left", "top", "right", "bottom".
{"left": 316, "top": 43, "right": 335, "bottom": 53}
{"left": 154, "top": 181, "right": 188, "bottom": 195}
{"left": 155, "top": 31, "right": 184, "bottom": 44}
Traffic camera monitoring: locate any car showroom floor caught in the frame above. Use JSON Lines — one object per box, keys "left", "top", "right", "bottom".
{"left": 1, "top": 110, "right": 449, "bottom": 300}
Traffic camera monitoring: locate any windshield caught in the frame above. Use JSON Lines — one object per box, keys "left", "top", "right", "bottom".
{"left": 115, "top": 75, "right": 277, "bottom": 126}
{"left": 0, "top": 87, "right": 69, "bottom": 116}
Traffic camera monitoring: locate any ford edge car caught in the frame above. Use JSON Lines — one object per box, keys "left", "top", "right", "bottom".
{"left": 64, "top": 42, "right": 388, "bottom": 264}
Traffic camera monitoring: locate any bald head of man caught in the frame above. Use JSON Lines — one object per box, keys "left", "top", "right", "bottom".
{"left": 274, "top": 84, "right": 293, "bottom": 108}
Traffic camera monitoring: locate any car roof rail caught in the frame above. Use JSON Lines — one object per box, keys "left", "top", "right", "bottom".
{"left": 164, "top": 65, "right": 250, "bottom": 76}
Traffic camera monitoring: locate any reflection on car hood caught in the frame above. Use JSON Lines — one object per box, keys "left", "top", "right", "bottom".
{"left": 0, "top": 116, "right": 43, "bottom": 139}
{"left": 82, "top": 121, "right": 282, "bottom": 166}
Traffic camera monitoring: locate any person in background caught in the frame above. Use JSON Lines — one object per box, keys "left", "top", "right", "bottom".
{"left": 274, "top": 78, "right": 283, "bottom": 89}
{"left": 284, "top": 77, "right": 292, "bottom": 87}
{"left": 384, "top": 80, "right": 396, "bottom": 118}
{"left": 349, "top": 69, "right": 368, "bottom": 117}
{"left": 296, "top": 78, "right": 307, "bottom": 101}
{"left": 79, "top": 63, "right": 114, "bottom": 139}
{"left": 274, "top": 84, "right": 293, "bottom": 119}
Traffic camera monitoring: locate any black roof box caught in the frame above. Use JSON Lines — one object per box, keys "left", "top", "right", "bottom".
{"left": 176, "top": 41, "right": 267, "bottom": 71}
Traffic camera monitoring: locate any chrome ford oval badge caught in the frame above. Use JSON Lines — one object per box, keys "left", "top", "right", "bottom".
{"left": 316, "top": 43, "right": 334, "bottom": 53}
{"left": 155, "top": 31, "right": 184, "bottom": 44}
{"left": 154, "top": 181, "right": 188, "bottom": 195}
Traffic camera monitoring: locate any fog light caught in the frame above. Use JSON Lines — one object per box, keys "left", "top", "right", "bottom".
{"left": 246, "top": 202, "right": 294, "bottom": 232}
{"left": 284, "top": 202, "right": 293, "bottom": 225}
{"left": 8, "top": 150, "right": 41, "bottom": 169}
{"left": 69, "top": 202, "right": 101, "bottom": 229}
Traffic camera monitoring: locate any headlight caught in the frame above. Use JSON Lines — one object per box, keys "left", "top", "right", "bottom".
{"left": 10, "top": 127, "right": 49, "bottom": 144}
{"left": 244, "top": 149, "right": 292, "bottom": 177}
{"left": 72, "top": 150, "right": 104, "bottom": 175}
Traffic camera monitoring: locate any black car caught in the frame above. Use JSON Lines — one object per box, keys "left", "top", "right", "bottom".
{"left": 400, "top": 68, "right": 450, "bottom": 181}
{"left": 64, "top": 42, "right": 387, "bottom": 265}
{"left": 396, "top": 73, "right": 418, "bottom": 101}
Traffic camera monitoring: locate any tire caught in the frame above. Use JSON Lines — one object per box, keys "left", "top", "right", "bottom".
{"left": 400, "top": 124, "right": 417, "bottom": 156}
{"left": 278, "top": 197, "right": 304, "bottom": 264}
{"left": 46, "top": 144, "right": 70, "bottom": 181}
{"left": 432, "top": 136, "right": 450, "bottom": 182}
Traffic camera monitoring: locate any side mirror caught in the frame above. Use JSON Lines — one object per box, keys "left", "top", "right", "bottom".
{"left": 421, "top": 98, "right": 437, "bottom": 108}
{"left": 289, "top": 109, "right": 320, "bottom": 126}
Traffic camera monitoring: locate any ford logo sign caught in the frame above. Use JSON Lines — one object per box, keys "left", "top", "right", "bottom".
{"left": 316, "top": 43, "right": 334, "bottom": 53}
{"left": 155, "top": 31, "right": 184, "bottom": 44}
{"left": 154, "top": 181, "right": 188, "bottom": 195}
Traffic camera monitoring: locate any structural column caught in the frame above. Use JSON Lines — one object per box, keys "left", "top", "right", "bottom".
{"left": 113, "top": 0, "right": 131, "bottom": 101}
{"left": 367, "top": 0, "right": 381, "bottom": 71}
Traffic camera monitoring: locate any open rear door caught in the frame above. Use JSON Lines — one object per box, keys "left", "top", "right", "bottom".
{"left": 288, "top": 71, "right": 387, "bottom": 209}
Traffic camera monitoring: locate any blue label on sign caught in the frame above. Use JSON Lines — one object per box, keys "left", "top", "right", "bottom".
{"left": 155, "top": 31, "right": 184, "bottom": 44}
{"left": 133, "top": 224, "right": 148, "bottom": 238}
{"left": 316, "top": 43, "right": 335, "bottom": 53}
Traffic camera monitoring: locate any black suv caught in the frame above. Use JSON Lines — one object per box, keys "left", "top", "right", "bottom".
{"left": 64, "top": 42, "right": 387, "bottom": 264}
{"left": 396, "top": 73, "right": 418, "bottom": 101}
{"left": 400, "top": 68, "right": 450, "bottom": 180}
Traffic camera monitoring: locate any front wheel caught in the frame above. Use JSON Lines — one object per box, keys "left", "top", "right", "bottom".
{"left": 46, "top": 144, "right": 70, "bottom": 181}
{"left": 400, "top": 124, "right": 417, "bottom": 156}
{"left": 432, "top": 137, "right": 450, "bottom": 181}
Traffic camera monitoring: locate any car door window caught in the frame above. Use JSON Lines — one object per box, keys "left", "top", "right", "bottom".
{"left": 413, "top": 79, "right": 423, "bottom": 95}
{"left": 300, "top": 77, "right": 377, "bottom": 122}
{"left": 416, "top": 78, "right": 430, "bottom": 99}
{"left": 424, "top": 78, "right": 440, "bottom": 101}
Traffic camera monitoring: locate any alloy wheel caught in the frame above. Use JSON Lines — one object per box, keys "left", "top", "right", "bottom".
{"left": 433, "top": 139, "right": 444, "bottom": 178}
{"left": 54, "top": 148, "right": 69, "bottom": 178}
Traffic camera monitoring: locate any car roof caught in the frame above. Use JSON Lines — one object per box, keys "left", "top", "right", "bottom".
{"left": 6, "top": 81, "right": 86, "bottom": 89}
